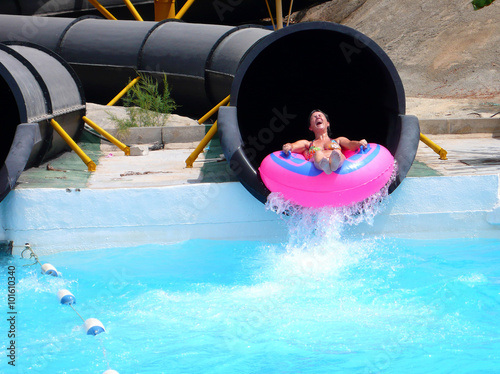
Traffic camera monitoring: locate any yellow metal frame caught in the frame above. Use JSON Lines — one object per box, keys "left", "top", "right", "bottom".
{"left": 155, "top": 0, "right": 176, "bottom": 21}
{"left": 275, "top": 0, "right": 283, "bottom": 29}
{"left": 49, "top": 73, "right": 141, "bottom": 170}
{"left": 107, "top": 76, "right": 141, "bottom": 106}
{"left": 50, "top": 119, "right": 97, "bottom": 171}
{"left": 87, "top": 0, "right": 143, "bottom": 20}
{"left": 264, "top": 0, "right": 277, "bottom": 30}
{"left": 286, "top": 0, "right": 294, "bottom": 26}
{"left": 197, "top": 95, "right": 230, "bottom": 125}
{"left": 185, "top": 121, "right": 219, "bottom": 168}
{"left": 87, "top": 0, "right": 117, "bottom": 20}
{"left": 87, "top": 0, "right": 196, "bottom": 22}
{"left": 174, "top": 0, "right": 196, "bottom": 19}
{"left": 265, "top": 0, "right": 286, "bottom": 30}
{"left": 420, "top": 133, "right": 448, "bottom": 160}
{"left": 185, "top": 95, "right": 230, "bottom": 168}
{"left": 122, "top": 0, "right": 144, "bottom": 21}
{"left": 83, "top": 116, "right": 131, "bottom": 155}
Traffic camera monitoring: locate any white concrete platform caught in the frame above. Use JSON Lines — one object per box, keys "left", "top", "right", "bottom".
{"left": 1, "top": 174, "right": 499, "bottom": 255}
{"left": 3, "top": 107, "right": 500, "bottom": 254}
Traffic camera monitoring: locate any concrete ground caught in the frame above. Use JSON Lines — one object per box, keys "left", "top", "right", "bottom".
{"left": 14, "top": 103, "right": 500, "bottom": 190}
{"left": 412, "top": 133, "right": 500, "bottom": 177}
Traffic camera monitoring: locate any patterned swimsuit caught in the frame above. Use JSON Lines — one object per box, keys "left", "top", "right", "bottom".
{"left": 307, "top": 139, "right": 341, "bottom": 160}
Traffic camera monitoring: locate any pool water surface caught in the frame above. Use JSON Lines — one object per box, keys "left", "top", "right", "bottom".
{"left": 2, "top": 231, "right": 500, "bottom": 373}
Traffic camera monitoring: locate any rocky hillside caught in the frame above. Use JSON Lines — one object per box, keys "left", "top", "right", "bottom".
{"left": 294, "top": 0, "right": 500, "bottom": 101}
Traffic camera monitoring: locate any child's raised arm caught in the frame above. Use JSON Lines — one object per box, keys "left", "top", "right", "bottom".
{"left": 282, "top": 139, "right": 310, "bottom": 155}
{"left": 336, "top": 137, "right": 368, "bottom": 151}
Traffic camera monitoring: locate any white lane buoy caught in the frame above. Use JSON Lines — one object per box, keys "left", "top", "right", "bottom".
{"left": 57, "top": 289, "right": 76, "bottom": 305}
{"left": 103, "top": 370, "right": 120, "bottom": 374}
{"left": 85, "top": 318, "right": 105, "bottom": 336}
{"left": 41, "top": 263, "right": 59, "bottom": 277}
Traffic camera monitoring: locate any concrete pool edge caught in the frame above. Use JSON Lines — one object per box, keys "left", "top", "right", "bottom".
{"left": 1, "top": 174, "right": 499, "bottom": 254}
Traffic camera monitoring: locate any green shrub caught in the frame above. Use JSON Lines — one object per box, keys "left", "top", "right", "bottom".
{"left": 109, "top": 73, "right": 177, "bottom": 137}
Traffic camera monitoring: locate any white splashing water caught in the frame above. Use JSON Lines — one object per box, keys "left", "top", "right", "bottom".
{"left": 261, "top": 162, "right": 398, "bottom": 285}
{"left": 265, "top": 160, "right": 398, "bottom": 235}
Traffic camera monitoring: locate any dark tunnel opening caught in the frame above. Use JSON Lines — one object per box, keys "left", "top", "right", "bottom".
{"left": 0, "top": 76, "right": 20, "bottom": 166}
{"left": 232, "top": 27, "right": 405, "bottom": 168}
{"left": 0, "top": 41, "right": 87, "bottom": 203}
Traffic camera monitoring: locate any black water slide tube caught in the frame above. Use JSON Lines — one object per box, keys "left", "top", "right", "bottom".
{"left": 218, "top": 22, "right": 420, "bottom": 203}
{"left": 0, "top": 15, "right": 272, "bottom": 116}
{"left": 0, "top": 41, "right": 85, "bottom": 202}
{"left": 0, "top": 16, "right": 419, "bottom": 205}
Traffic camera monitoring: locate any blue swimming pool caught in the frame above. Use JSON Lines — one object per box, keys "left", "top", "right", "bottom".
{"left": 1, "top": 175, "right": 499, "bottom": 373}
{"left": 3, "top": 230, "right": 500, "bottom": 373}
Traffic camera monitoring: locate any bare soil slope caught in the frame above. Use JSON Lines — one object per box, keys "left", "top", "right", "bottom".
{"left": 295, "top": 0, "right": 500, "bottom": 116}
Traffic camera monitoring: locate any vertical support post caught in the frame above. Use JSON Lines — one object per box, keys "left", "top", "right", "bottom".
{"left": 50, "top": 119, "right": 97, "bottom": 171}
{"left": 155, "top": 0, "right": 176, "bottom": 20}
{"left": 275, "top": 0, "right": 283, "bottom": 29}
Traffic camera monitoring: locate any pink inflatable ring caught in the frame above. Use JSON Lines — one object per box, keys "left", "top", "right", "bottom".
{"left": 259, "top": 143, "right": 395, "bottom": 208}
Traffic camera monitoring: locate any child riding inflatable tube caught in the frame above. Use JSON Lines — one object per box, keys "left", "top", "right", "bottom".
{"left": 218, "top": 22, "right": 420, "bottom": 206}
{"left": 259, "top": 144, "right": 395, "bottom": 207}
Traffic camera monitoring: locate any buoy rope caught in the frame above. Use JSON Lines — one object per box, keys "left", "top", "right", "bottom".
{"left": 21, "top": 242, "right": 117, "bottom": 373}
{"left": 68, "top": 304, "right": 86, "bottom": 323}
{"left": 97, "top": 335, "right": 111, "bottom": 370}
{"left": 20, "top": 244, "right": 42, "bottom": 267}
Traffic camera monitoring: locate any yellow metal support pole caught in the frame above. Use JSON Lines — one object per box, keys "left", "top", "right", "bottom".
{"left": 50, "top": 119, "right": 97, "bottom": 171}
{"left": 275, "top": 0, "right": 283, "bottom": 29}
{"left": 185, "top": 121, "right": 218, "bottom": 168}
{"left": 174, "top": 0, "right": 196, "bottom": 19}
{"left": 87, "top": 0, "right": 117, "bottom": 20}
{"left": 198, "top": 95, "right": 230, "bottom": 125}
{"left": 185, "top": 96, "right": 231, "bottom": 167}
{"left": 122, "top": 0, "right": 144, "bottom": 21}
{"left": 264, "top": 0, "right": 276, "bottom": 30}
{"left": 155, "top": 0, "right": 176, "bottom": 20}
{"left": 420, "top": 133, "right": 448, "bottom": 160}
{"left": 83, "top": 116, "right": 131, "bottom": 156}
{"left": 107, "top": 76, "right": 141, "bottom": 106}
